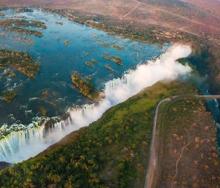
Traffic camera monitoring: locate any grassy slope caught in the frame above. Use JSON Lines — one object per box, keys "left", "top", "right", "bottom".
{"left": 157, "top": 97, "right": 220, "bottom": 187}
{"left": 0, "top": 82, "right": 195, "bottom": 188}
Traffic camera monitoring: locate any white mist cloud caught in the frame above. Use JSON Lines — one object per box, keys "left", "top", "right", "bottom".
{"left": 0, "top": 44, "right": 192, "bottom": 163}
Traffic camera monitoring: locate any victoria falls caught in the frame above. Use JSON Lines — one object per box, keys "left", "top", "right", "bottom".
{"left": 0, "top": 1, "right": 220, "bottom": 188}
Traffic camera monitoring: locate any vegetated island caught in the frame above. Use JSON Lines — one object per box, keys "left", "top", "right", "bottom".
{"left": 0, "top": 18, "right": 47, "bottom": 37}
{"left": 103, "top": 54, "right": 122, "bottom": 65}
{"left": 1, "top": 90, "right": 16, "bottom": 103}
{"left": 0, "top": 49, "right": 39, "bottom": 103}
{"left": 0, "top": 49, "right": 39, "bottom": 79}
{"left": 71, "top": 72, "right": 99, "bottom": 100}
{"left": 84, "top": 59, "right": 98, "bottom": 68}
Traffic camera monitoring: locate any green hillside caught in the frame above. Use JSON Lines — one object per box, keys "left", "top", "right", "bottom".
{"left": 0, "top": 82, "right": 195, "bottom": 188}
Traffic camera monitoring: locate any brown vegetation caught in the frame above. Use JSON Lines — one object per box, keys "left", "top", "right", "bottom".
{"left": 0, "top": 18, "right": 46, "bottom": 37}
{"left": 0, "top": 49, "right": 39, "bottom": 79}
{"left": 1, "top": 0, "right": 219, "bottom": 44}
{"left": 71, "top": 72, "right": 98, "bottom": 100}
{"left": 157, "top": 98, "right": 220, "bottom": 188}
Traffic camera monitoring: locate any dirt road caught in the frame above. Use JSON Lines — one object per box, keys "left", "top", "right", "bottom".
{"left": 144, "top": 95, "right": 220, "bottom": 188}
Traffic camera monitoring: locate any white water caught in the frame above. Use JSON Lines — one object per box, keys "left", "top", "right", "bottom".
{"left": 0, "top": 44, "right": 192, "bottom": 163}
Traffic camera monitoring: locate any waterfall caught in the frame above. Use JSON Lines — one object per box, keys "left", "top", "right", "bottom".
{"left": 0, "top": 44, "right": 192, "bottom": 163}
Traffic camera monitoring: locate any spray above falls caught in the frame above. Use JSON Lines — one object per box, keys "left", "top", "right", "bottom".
{"left": 0, "top": 44, "right": 192, "bottom": 163}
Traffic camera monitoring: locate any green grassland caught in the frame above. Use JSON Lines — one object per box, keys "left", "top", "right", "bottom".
{"left": 0, "top": 82, "right": 196, "bottom": 188}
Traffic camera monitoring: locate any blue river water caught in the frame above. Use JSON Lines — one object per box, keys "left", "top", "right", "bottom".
{"left": 0, "top": 9, "right": 168, "bottom": 127}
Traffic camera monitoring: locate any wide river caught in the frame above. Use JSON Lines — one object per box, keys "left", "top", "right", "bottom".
{"left": 0, "top": 8, "right": 168, "bottom": 129}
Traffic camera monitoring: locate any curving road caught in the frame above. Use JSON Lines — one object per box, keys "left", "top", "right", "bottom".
{"left": 144, "top": 95, "right": 220, "bottom": 188}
